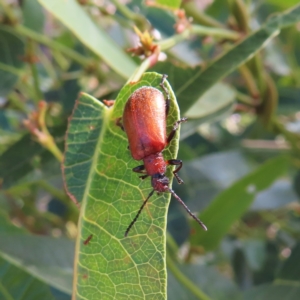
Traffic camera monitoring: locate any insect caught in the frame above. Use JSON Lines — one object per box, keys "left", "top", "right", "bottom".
{"left": 119, "top": 74, "right": 207, "bottom": 236}
{"left": 83, "top": 234, "right": 93, "bottom": 245}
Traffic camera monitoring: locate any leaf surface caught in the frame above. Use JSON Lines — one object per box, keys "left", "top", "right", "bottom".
{"left": 38, "top": 0, "right": 136, "bottom": 79}
{"left": 190, "top": 156, "right": 290, "bottom": 250}
{"left": 63, "top": 73, "right": 181, "bottom": 299}
{"left": 176, "top": 4, "right": 300, "bottom": 113}
{"left": 0, "top": 27, "right": 25, "bottom": 97}
{"left": 148, "top": 0, "right": 182, "bottom": 10}
{"left": 0, "top": 211, "right": 56, "bottom": 300}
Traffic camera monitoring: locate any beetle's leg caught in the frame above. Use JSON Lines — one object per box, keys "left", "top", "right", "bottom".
{"left": 167, "top": 159, "right": 184, "bottom": 184}
{"left": 133, "top": 165, "right": 149, "bottom": 180}
{"left": 167, "top": 118, "right": 188, "bottom": 144}
{"left": 116, "top": 117, "right": 124, "bottom": 131}
{"left": 160, "top": 74, "right": 171, "bottom": 117}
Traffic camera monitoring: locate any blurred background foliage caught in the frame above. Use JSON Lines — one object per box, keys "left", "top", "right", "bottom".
{"left": 0, "top": 0, "right": 300, "bottom": 299}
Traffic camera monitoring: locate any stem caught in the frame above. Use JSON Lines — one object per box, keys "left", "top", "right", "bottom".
{"left": 36, "top": 180, "right": 70, "bottom": 205}
{"left": 0, "top": 62, "right": 24, "bottom": 76}
{"left": 127, "top": 50, "right": 160, "bottom": 82}
{"left": 166, "top": 255, "right": 212, "bottom": 300}
{"left": 0, "top": 0, "right": 18, "bottom": 24}
{"left": 158, "top": 31, "right": 190, "bottom": 51}
{"left": 235, "top": 91, "right": 258, "bottom": 106}
{"left": 271, "top": 118, "right": 300, "bottom": 153}
{"left": 158, "top": 25, "right": 240, "bottom": 52}
{"left": 182, "top": 1, "right": 224, "bottom": 28}
{"left": 110, "top": 0, "right": 148, "bottom": 29}
{"left": 8, "top": 91, "right": 28, "bottom": 113}
{"left": 227, "top": 0, "right": 250, "bottom": 33}
{"left": 38, "top": 105, "right": 64, "bottom": 163}
{"left": 23, "top": 102, "right": 64, "bottom": 163}
{"left": 239, "top": 64, "right": 260, "bottom": 99}
{"left": 191, "top": 24, "right": 240, "bottom": 40}
{"left": 252, "top": 54, "right": 266, "bottom": 94}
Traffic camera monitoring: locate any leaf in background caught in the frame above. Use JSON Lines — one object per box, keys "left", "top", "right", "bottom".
{"left": 152, "top": 63, "right": 235, "bottom": 138}
{"left": 175, "top": 3, "right": 300, "bottom": 113}
{"left": 181, "top": 82, "right": 235, "bottom": 138}
{"left": 38, "top": 0, "right": 136, "bottom": 79}
{"left": 251, "top": 180, "right": 297, "bottom": 211}
{"left": 292, "top": 169, "right": 300, "bottom": 199}
{"left": 0, "top": 210, "right": 57, "bottom": 300}
{"left": 0, "top": 27, "right": 25, "bottom": 97}
{"left": 0, "top": 125, "right": 66, "bottom": 189}
{"left": 190, "top": 156, "right": 290, "bottom": 250}
{"left": 0, "top": 235, "right": 74, "bottom": 295}
{"left": 147, "top": 0, "right": 182, "bottom": 10}
{"left": 185, "top": 82, "right": 236, "bottom": 119}
{"left": 22, "top": 0, "right": 45, "bottom": 33}
{"left": 265, "top": 0, "right": 300, "bottom": 9}
{"left": 63, "top": 73, "right": 180, "bottom": 298}
{"left": 0, "top": 256, "right": 55, "bottom": 300}
{"left": 173, "top": 150, "right": 251, "bottom": 212}
{"left": 242, "top": 239, "right": 266, "bottom": 272}
{"left": 243, "top": 284, "right": 300, "bottom": 300}
{"left": 277, "top": 241, "right": 300, "bottom": 281}
{"left": 167, "top": 264, "right": 241, "bottom": 300}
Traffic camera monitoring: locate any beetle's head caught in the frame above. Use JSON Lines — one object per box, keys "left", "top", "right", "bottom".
{"left": 151, "top": 173, "right": 169, "bottom": 193}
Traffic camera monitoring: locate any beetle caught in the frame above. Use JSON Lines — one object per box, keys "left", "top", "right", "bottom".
{"left": 119, "top": 74, "right": 207, "bottom": 236}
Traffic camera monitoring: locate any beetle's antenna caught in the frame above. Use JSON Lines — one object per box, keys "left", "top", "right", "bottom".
{"left": 125, "top": 189, "right": 155, "bottom": 237}
{"left": 168, "top": 188, "right": 207, "bottom": 231}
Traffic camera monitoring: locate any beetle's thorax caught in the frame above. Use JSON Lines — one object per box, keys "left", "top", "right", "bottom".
{"left": 143, "top": 153, "right": 169, "bottom": 193}
{"left": 143, "top": 152, "right": 166, "bottom": 176}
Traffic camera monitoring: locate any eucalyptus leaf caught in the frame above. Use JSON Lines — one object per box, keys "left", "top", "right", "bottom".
{"left": 38, "top": 0, "right": 136, "bottom": 79}
{"left": 63, "top": 72, "right": 181, "bottom": 299}
{"left": 149, "top": 0, "right": 182, "bottom": 10}
{"left": 190, "top": 156, "right": 290, "bottom": 250}
{"left": 176, "top": 4, "right": 300, "bottom": 113}
{"left": 22, "top": 0, "right": 45, "bottom": 33}
{"left": 0, "top": 256, "right": 55, "bottom": 300}
{"left": 0, "top": 27, "right": 25, "bottom": 97}
{"left": 243, "top": 284, "right": 300, "bottom": 300}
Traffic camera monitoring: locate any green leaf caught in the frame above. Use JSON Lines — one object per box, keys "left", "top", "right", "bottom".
{"left": 0, "top": 256, "right": 55, "bottom": 300}
{"left": 185, "top": 82, "right": 236, "bottom": 119}
{"left": 38, "top": 0, "right": 136, "bottom": 79}
{"left": 243, "top": 283, "right": 300, "bottom": 300}
{"left": 277, "top": 242, "right": 300, "bottom": 281}
{"left": 181, "top": 82, "right": 235, "bottom": 138}
{"left": 0, "top": 235, "right": 74, "bottom": 295}
{"left": 148, "top": 0, "right": 182, "bottom": 10}
{"left": 63, "top": 72, "right": 180, "bottom": 298}
{"left": 190, "top": 156, "right": 290, "bottom": 250}
{"left": 177, "top": 3, "right": 300, "bottom": 113}
{"left": 22, "top": 0, "right": 45, "bottom": 33}
{"left": 0, "top": 211, "right": 56, "bottom": 300}
{"left": 168, "top": 264, "right": 241, "bottom": 300}
{"left": 0, "top": 125, "right": 66, "bottom": 189}
{"left": 0, "top": 27, "right": 25, "bottom": 97}
{"left": 266, "top": 0, "right": 300, "bottom": 9}
{"left": 152, "top": 64, "right": 235, "bottom": 138}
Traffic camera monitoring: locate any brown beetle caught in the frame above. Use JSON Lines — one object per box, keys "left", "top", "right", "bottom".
{"left": 119, "top": 74, "right": 207, "bottom": 236}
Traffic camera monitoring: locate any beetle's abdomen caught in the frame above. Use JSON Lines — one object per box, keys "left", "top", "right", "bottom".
{"left": 123, "top": 86, "right": 167, "bottom": 160}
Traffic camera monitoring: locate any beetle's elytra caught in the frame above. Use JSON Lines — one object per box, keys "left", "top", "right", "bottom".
{"left": 118, "top": 74, "right": 207, "bottom": 236}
